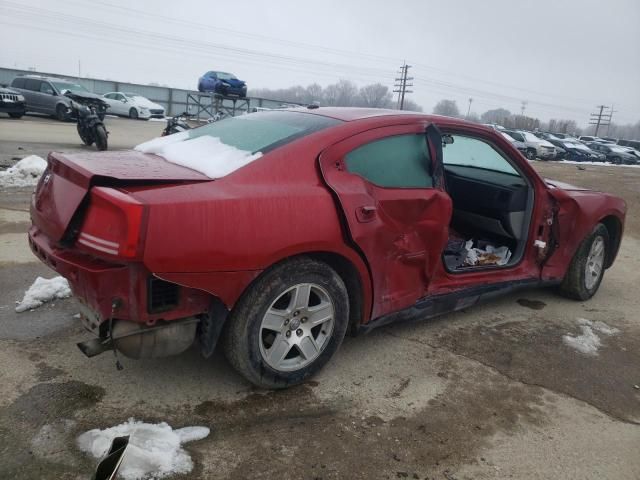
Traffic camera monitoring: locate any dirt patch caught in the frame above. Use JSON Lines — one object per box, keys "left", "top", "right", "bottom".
{"left": 0, "top": 381, "right": 105, "bottom": 479}
{"left": 35, "top": 361, "right": 65, "bottom": 381}
{"left": 432, "top": 317, "right": 640, "bottom": 424}
{"left": 191, "top": 357, "right": 551, "bottom": 479}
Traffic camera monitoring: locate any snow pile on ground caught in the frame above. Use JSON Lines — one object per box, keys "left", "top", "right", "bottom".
{"left": 562, "top": 318, "right": 620, "bottom": 355}
{"left": 558, "top": 159, "right": 640, "bottom": 169}
{"left": 135, "top": 133, "right": 262, "bottom": 179}
{"left": 0, "top": 155, "right": 47, "bottom": 188}
{"left": 15, "top": 276, "right": 71, "bottom": 312}
{"left": 77, "top": 419, "right": 210, "bottom": 480}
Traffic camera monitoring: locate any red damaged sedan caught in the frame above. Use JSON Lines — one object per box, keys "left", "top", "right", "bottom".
{"left": 29, "top": 108, "right": 626, "bottom": 388}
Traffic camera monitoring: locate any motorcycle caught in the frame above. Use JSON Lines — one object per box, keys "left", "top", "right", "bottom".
{"left": 64, "top": 91, "right": 109, "bottom": 151}
{"left": 161, "top": 111, "right": 193, "bottom": 136}
{"left": 161, "top": 111, "right": 227, "bottom": 136}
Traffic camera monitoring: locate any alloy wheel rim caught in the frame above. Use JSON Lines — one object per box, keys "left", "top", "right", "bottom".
{"left": 585, "top": 236, "right": 605, "bottom": 290}
{"left": 259, "top": 283, "right": 335, "bottom": 372}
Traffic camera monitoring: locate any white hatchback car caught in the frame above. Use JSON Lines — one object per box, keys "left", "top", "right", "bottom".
{"left": 102, "top": 92, "right": 165, "bottom": 119}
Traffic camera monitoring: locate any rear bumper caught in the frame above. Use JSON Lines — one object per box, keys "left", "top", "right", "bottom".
{"left": 28, "top": 226, "right": 211, "bottom": 329}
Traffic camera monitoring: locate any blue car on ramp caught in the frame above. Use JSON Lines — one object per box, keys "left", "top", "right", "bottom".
{"left": 197, "top": 71, "right": 247, "bottom": 98}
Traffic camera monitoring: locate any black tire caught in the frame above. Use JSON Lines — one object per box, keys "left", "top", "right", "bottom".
{"left": 95, "top": 125, "right": 108, "bottom": 151}
{"left": 611, "top": 156, "right": 621, "bottom": 165}
{"left": 8, "top": 112, "right": 24, "bottom": 119}
{"left": 55, "top": 104, "right": 68, "bottom": 122}
{"left": 526, "top": 149, "right": 537, "bottom": 160}
{"left": 222, "top": 257, "right": 349, "bottom": 389}
{"left": 129, "top": 107, "right": 138, "bottom": 119}
{"left": 559, "top": 223, "right": 609, "bottom": 301}
{"left": 77, "top": 124, "right": 93, "bottom": 146}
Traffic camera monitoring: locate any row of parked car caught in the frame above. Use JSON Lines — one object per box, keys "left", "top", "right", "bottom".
{"left": 0, "top": 74, "right": 166, "bottom": 121}
{"left": 486, "top": 124, "right": 640, "bottom": 165}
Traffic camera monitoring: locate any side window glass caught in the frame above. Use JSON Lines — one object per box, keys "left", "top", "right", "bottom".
{"left": 12, "top": 78, "right": 25, "bottom": 88}
{"left": 25, "top": 79, "right": 41, "bottom": 91}
{"left": 443, "top": 135, "right": 519, "bottom": 176}
{"left": 40, "top": 82, "right": 54, "bottom": 94}
{"left": 344, "top": 134, "right": 433, "bottom": 188}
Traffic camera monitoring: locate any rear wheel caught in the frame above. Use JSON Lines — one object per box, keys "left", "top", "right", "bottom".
{"left": 611, "top": 156, "right": 621, "bottom": 165}
{"left": 95, "top": 125, "right": 108, "bottom": 151}
{"left": 129, "top": 107, "right": 138, "bottom": 119}
{"left": 222, "top": 257, "right": 349, "bottom": 389}
{"left": 559, "top": 223, "right": 609, "bottom": 301}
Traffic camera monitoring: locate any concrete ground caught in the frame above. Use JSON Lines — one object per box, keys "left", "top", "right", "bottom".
{"left": 0, "top": 115, "right": 638, "bottom": 479}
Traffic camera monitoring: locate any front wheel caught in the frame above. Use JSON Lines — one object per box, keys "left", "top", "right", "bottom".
{"left": 94, "top": 125, "right": 108, "bottom": 151}
{"left": 8, "top": 112, "right": 24, "bottom": 119}
{"left": 526, "top": 149, "right": 536, "bottom": 160}
{"left": 559, "top": 223, "right": 609, "bottom": 301}
{"left": 56, "top": 104, "right": 68, "bottom": 122}
{"left": 129, "top": 107, "right": 138, "bottom": 119}
{"left": 222, "top": 257, "right": 349, "bottom": 389}
{"left": 77, "top": 124, "right": 93, "bottom": 146}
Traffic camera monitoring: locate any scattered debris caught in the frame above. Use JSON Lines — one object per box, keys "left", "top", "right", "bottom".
{"left": 15, "top": 276, "right": 71, "bottom": 312}
{"left": 444, "top": 237, "right": 512, "bottom": 270}
{"left": 0, "top": 155, "right": 47, "bottom": 188}
{"left": 77, "top": 419, "right": 210, "bottom": 480}
{"left": 562, "top": 318, "right": 620, "bottom": 356}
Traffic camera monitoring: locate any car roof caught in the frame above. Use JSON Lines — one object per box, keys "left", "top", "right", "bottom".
{"left": 279, "top": 106, "right": 482, "bottom": 127}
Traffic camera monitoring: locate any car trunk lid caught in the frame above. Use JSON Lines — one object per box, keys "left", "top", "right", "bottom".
{"left": 31, "top": 150, "right": 210, "bottom": 242}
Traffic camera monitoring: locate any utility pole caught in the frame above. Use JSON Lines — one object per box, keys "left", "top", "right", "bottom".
{"left": 589, "top": 105, "right": 611, "bottom": 136}
{"left": 520, "top": 100, "right": 527, "bottom": 116}
{"left": 606, "top": 104, "right": 617, "bottom": 136}
{"left": 78, "top": 59, "right": 81, "bottom": 79}
{"left": 466, "top": 97, "right": 473, "bottom": 118}
{"left": 393, "top": 62, "right": 413, "bottom": 110}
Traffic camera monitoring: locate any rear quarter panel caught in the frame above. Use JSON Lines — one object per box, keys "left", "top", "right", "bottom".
{"left": 126, "top": 133, "right": 371, "bottom": 311}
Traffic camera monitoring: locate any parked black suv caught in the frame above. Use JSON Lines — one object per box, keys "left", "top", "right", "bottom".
{"left": 0, "top": 86, "right": 26, "bottom": 118}
{"left": 10, "top": 75, "right": 106, "bottom": 121}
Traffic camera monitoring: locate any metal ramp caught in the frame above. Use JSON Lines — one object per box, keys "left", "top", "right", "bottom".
{"left": 186, "top": 92, "right": 251, "bottom": 121}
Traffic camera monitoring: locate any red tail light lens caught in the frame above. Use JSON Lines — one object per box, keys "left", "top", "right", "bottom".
{"left": 77, "top": 187, "right": 146, "bottom": 259}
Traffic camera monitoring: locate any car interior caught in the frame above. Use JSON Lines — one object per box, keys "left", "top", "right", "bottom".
{"left": 440, "top": 134, "right": 534, "bottom": 272}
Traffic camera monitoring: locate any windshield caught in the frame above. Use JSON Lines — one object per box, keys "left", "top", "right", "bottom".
{"left": 500, "top": 132, "right": 516, "bottom": 142}
{"left": 51, "top": 81, "right": 89, "bottom": 93}
{"left": 505, "top": 131, "right": 524, "bottom": 142}
{"left": 187, "top": 111, "right": 340, "bottom": 154}
{"left": 216, "top": 72, "right": 237, "bottom": 81}
{"left": 610, "top": 146, "right": 629, "bottom": 154}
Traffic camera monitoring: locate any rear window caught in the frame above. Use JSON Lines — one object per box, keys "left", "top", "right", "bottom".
{"left": 187, "top": 111, "right": 341, "bottom": 154}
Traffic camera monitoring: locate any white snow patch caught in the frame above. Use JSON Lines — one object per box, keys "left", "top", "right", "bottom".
{"left": 0, "top": 155, "right": 47, "bottom": 188}
{"left": 563, "top": 318, "right": 619, "bottom": 356}
{"left": 135, "top": 133, "right": 262, "bottom": 179}
{"left": 559, "top": 160, "right": 640, "bottom": 168}
{"left": 15, "top": 276, "right": 71, "bottom": 312}
{"left": 77, "top": 419, "right": 210, "bottom": 480}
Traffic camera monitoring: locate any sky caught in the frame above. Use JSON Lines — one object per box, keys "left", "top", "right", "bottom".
{"left": 1, "top": 0, "right": 639, "bottom": 126}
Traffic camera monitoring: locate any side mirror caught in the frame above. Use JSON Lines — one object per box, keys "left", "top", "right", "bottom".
{"left": 442, "top": 134, "right": 454, "bottom": 145}
{"left": 121, "top": 98, "right": 127, "bottom": 103}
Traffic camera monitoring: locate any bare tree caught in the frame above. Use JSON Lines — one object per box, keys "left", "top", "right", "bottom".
{"left": 433, "top": 99, "right": 460, "bottom": 117}
{"left": 357, "top": 83, "right": 393, "bottom": 108}
{"left": 399, "top": 99, "right": 423, "bottom": 112}
{"left": 323, "top": 79, "right": 359, "bottom": 106}
{"left": 480, "top": 108, "right": 511, "bottom": 125}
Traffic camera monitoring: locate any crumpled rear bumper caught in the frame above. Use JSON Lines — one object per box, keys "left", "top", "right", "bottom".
{"left": 28, "top": 226, "right": 211, "bottom": 328}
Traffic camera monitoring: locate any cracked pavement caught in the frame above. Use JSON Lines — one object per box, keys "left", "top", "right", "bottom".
{"left": 0, "top": 116, "right": 638, "bottom": 479}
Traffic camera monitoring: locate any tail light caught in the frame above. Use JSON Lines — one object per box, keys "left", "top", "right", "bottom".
{"left": 77, "top": 187, "right": 146, "bottom": 259}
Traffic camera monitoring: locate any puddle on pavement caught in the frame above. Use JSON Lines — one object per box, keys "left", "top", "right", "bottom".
{"left": 517, "top": 298, "right": 547, "bottom": 310}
